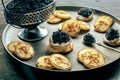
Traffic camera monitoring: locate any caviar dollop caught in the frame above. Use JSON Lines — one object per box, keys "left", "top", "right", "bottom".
{"left": 6, "top": 0, "right": 53, "bottom": 13}
{"left": 105, "top": 28, "right": 119, "bottom": 40}
{"left": 83, "top": 33, "right": 96, "bottom": 44}
{"left": 52, "top": 30, "right": 70, "bottom": 44}
{"left": 78, "top": 8, "right": 92, "bottom": 17}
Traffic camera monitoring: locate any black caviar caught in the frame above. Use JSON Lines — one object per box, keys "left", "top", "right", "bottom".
{"left": 83, "top": 33, "right": 96, "bottom": 44}
{"left": 6, "top": 0, "right": 53, "bottom": 13}
{"left": 105, "top": 28, "right": 119, "bottom": 40}
{"left": 78, "top": 8, "right": 92, "bottom": 17}
{"left": 52, "top": 30, "right": 70, "bottom": 44}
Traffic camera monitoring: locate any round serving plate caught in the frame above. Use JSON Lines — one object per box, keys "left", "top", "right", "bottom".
{"left": 2, "top": 6, "right": 120, "bottom": 72}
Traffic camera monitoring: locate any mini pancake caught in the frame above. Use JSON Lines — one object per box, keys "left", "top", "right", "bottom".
{"left": 50, "top": 54, "right": 72, "bottom": 70}
{"left": 7, "top": 41, "right": 20, "bottom": 54}
{"left": 59, "top": 19, "right": 80, "bottom": 37}
{"left": 36, "top": 55, "right": 54, "bottom": 69}
{"left": 15, "top": 42, "right": 34, "bottom": 60}
{"left": 94, "top": 16, "right": 113, "bottom": 33}
{"left": 77, "top": 48, "right": 106, "bottom": 68}
{"left": 47, "top": 15, "right": 62, "bottom": 24}
{"left": 78, "top": 21, "right": 90, "bottom": 31}
{"left": 54, "top": 10, "right": 71, "bottom": 19}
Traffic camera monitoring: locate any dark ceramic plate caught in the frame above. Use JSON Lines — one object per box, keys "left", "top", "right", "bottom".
{"left": 2, "top": 6, "right": 120, "bottom": 72}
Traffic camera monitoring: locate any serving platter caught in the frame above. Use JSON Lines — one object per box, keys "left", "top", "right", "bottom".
{"left": 2, "top": 6, "right": 120, "bottom": 72}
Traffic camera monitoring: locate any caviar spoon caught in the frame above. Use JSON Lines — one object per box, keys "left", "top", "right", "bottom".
{"left": 83, "top": 33, "right": 120, "bottom": 53}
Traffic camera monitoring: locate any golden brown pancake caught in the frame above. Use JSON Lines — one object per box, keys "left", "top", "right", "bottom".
{"left": 94, "top": 16, "right": 113, "bottom": 32}
{"left": 77, "top": 48, "right": 106, "bottom": 68}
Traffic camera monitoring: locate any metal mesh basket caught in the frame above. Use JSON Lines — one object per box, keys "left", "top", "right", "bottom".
{"left": 2, "top": 0, "right": 56, "bottom": 41}
{"left": 2, "top": 0, "right": 56, "bottom": 27}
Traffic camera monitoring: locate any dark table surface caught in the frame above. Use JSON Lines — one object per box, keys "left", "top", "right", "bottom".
{"left": 0, "top": 0, "right": 120, "bottom": 80}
